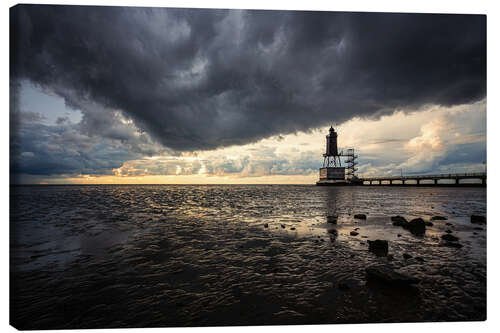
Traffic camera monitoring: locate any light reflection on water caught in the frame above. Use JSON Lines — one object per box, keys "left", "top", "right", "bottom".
{"left": 10, "top": 185, "right": 486, "bottom": 329}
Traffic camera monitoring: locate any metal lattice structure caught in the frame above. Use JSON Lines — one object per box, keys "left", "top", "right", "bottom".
{"left": 344, "top": 148, "right": 358, "bottom": 180}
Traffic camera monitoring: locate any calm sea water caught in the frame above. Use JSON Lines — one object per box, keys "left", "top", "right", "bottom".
{"left": 10, "top": 185, "right": 486, "bottom": 328}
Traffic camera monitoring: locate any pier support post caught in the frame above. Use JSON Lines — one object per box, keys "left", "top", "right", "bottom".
{"left": 433, "top": 179, "right": 437, "bottom": 185}
{"left": 402, "top": 180, "right": 405, "bottom": 185}
{"left": 389, "top": 180, "right": 392, "bottom": 185}
{"left": 455, "top": 178, "right": 459, "bottom": 185}
{"left": 482, "top": 178, "right": 485, "bottom": 185}
{"left": 416, "top": 179, "right": 420, "bottom": 185}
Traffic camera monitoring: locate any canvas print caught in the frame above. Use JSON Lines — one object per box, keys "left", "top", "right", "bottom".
{"left": 10, "top": 4, "right": 486, "bottom": 329}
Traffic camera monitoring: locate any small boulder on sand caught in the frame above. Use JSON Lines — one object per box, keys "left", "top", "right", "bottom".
{"left": 391, "top": 216, "right": 408, "bottom": 227}
{"left": 431, "top": 216, "right": 447, "bottom": 220}
{"left": 441, "top": 234, "right": 459, "bottom": 242}
{"left": 367, "top": 240, "right": 389, "bottom": 257}
{"left": 354, "top": 214, "right": 367, "bottom": 220}
{"left": 406, "top": 218, "right": 426, "bottom": 236}
{"left": 471, "top": 215, "right": 486, "bottom": 225}
{"left": 442, "top": 242, "right": 463, "bottom": 248}
{"left": 365, "top": 265, "right": 420, "bottom": 286}
{"left": 350, "top": 231, "right": 359, "bottom": 236}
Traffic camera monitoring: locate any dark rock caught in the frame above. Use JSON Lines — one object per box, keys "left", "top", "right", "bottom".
{"left": 290, "top": 227, "right": 296, "bottom": 231}
{"left": 350, "top": 231, "right": 359, "bottom": 236}
{"left": 391, "top": 216, "right": 408, "bottom": 226}
{"left": 445, "top": 229, "right": 453, "bottom": 233}
{"left": 264, "top": 223, "right": 269, "bottom": 228}
{"left": 442, "top": 241, "right": 463, "bottom": 248}
{"left": 367, "top": 240, "right": 389, "bottom": 257}
{"left": 387, "top": 254, "right": 394, "bottom": 261}
{"left": 471, "top": 215, "right": 486, "bottom": 225}
{"left": 406, "top": 218, "right": 426, "bottom": 235}
{"left": 397, "top": 234, "right": 402, "bottom": 237}
{"left": 361, "top": 235, "right": 368, "bottom": 238}
{"left": 474, "top": 227, "right": 484, "bottom": 231}
{"left": 473, "top": 232, "right": 478, "bottom": 235}
{"left": 354, "top": 227, "right": 360, "bottom": 231}
{"left": 403, "top": 253, "right": 412, "bottom": 260}
{"left": 415, "top": 257, "right": 424, "bottom": 262}
{"left": 365, "top": 265, "right": 420, "bottom": 286}
{"left": 425, "top": 221, "right": 434, "bottom": 226}
{"left": 281, "top": 224, "right": 286, "bottom": 229}
{"left": 354, "top": 214, "right": 367, "bottom": 220}
{"left": 446, "top": 222, "right": 453, "bottom": 226}
{"left": 431, "top": 216, "right": 447, "bottom": 220}
{"left": 441, "top": 234, "right": 459, "bottom": 242}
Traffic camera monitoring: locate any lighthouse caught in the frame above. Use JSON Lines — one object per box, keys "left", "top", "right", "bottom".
{"left": 316, "top": 126, "right": 347, "bottom": 185}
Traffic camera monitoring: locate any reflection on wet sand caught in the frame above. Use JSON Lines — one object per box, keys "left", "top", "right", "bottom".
{"left": 10, "top": 185, "right": 486, "bottom": 329}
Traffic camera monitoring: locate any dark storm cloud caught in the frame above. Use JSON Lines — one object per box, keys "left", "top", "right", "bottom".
{"left": 10, "top": 5, "right": 486, "bottom": 151}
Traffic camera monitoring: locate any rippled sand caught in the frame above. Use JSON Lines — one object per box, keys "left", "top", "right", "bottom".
{"left": 10, "top": 185, "right": 486, "bottom": 329}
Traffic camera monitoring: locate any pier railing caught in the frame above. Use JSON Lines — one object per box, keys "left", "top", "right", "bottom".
{"left": 358, "top": 172, "right": 486, "bottom": 185}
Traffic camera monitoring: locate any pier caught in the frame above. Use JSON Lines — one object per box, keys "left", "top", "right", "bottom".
{"left": 359, "top": 172, "right": 486, "bottom": 186}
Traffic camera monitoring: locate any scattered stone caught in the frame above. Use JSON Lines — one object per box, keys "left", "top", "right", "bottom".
{"left": 397, "top": 234, "right": 402, "bottom": 237}
{"left": 425, "top": 221, "right": 434, "bottom": 227}
{"left": 415, "top": 257, "right": 425, "bottom": 262}
{"left": 441, "top": 234, "right": 459, "bottom": 242}
{"left": 264, "top": 223, "right": 269, "bottom": 228}
{"left": 281, "top": 224, "right": 286, "bottom": 229}
{"left": 361, "top": 235, "right": 368, "bottom": 238}
{"left": 474, "top": 227, "right": 484, "bottom": 231}
{"left": 391, "top": 216, "right": 408, "bottom": 226}
{"left": 445, "top": 229, "right": 453, "bottom": 234}
{"left": 442, "top": 241, "right": 463, "bottom": 248}
{"left": 354, "top": 214, "right": 367, "bottom": 220}
{"left": 431, "top": 216, "right": 447, "bottom": 220}
{"left": 387, "top": 254, "right": 394, "bottom": 261}
{"left": 354, "top": 227, "right": 360, "bottom": 231}
{"left": 327, "top": 215, "right": 338, "bottom": 224}
{"left": 367, "top": 240, "right": 389, "bottom": 257}
{"left": 473, "top": 232, "right": 478, "bottom": 235}
{"left": 290, "top": 227, "right": 296, "bottom": 231}
{"left": 365, "top": 265, "right": 420, "bottom": 286}
{"left": 471, "top": 215, "right": 486, "bottom": 225}
{"left": 403, "top": 253, "right": 412, "bottom": 260}
{"left": 350, "top": 231, "right": 359, "bottom": 236}
{"left": 406, "top": 218, "right": 426, "bottom": 235}
{"left": 446, "top": 222, "right": 453, "bottom": 226}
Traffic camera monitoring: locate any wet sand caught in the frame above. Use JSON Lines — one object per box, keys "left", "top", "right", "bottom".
{"left": 10, "top": 185, "right": 486, "bottom": 329}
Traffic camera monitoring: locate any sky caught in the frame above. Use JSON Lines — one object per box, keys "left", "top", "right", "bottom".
{"left": 9, "top": 5, "right": 486, "bottom": 184}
